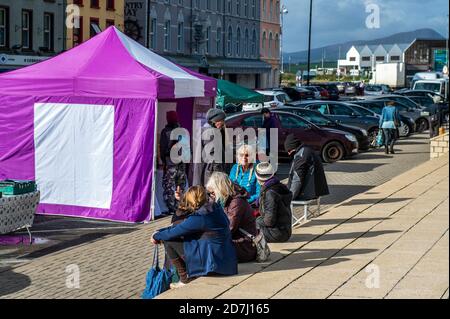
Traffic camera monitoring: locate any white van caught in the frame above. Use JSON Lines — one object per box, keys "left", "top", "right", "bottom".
{"left": 413, "top": 79, "right": 449, "bottom": 101}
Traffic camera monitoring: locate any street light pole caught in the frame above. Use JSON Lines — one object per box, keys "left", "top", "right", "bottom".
{"left": 306, "top": 0, "right": 313, "bottom": 86}
{"left": 280, "top": 5, "right": 288, "bottom": 74}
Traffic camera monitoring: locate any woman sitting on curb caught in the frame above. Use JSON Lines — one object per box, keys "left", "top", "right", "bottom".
{"left": 206, "top": 172, "right": 257, "bottom": 263}
{"left": 254, "top": 162, "right": 293, "bottom": 243}
{"left": 151, "top": 186, "right": 238, "bottom": 288}
{"left": 229, "top": 144, "right": 260, "bottom": 206}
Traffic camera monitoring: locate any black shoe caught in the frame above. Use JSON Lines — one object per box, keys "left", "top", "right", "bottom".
{"left": 385, "top": 147, "right": 389, "bottom": 154}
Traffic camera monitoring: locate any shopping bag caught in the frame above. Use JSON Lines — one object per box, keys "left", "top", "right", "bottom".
{"left": 141, "top": 245, "right": 172, "bottom": 299}
{"left": 375, "top": 130, "right": 384, "bottom": 147}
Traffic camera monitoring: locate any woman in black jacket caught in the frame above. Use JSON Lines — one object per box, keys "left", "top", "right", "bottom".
{"left": 254, "top": 162, "right": 293, "bottom": 243}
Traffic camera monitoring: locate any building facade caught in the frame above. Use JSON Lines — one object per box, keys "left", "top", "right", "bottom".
{"left": 124, "top": 0, "right": 270, "bottom": 89}
{"left": 259, "top": 0, "right": 280, "bottom": 88}
{"left": 338, "top": 39, "right": 447, "bottom": 79}
{"left": 0, "top": 0, "right": 66, "bottom": 71}
{"left": 66, "top": 0, "right": 125, "bottom": 49}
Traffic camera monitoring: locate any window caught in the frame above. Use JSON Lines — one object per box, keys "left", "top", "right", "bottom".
{"left": 90, "top": 0, "right": 99, "bottom": 8}
{"left": 241, "top": 115, "right": 263, "bottom": 127}
{"left": 329, "top": 104, "right": 355, "bottom": 116}
{"left": 178, "top": 0, "right": 183, "bottom": 5}
{"left": 73, "top": 16, "right": 83, "bottom": 46}
{"left": 90, "top": 18, "right": 100, "bottom": 37}
{"left": 207, "top": 0, "right": 211, "bottom": 10}
{"left": 205, "top": 26, "right": 210, "bottom": 54}
{"left": 278, "top": 114, "right": 310, "bottom": 128}
{"left": 244, "top": 0, "right": 248, "bottom": 16}
{"left": 227, "top": 0, "right": 232, "bottom": 13}
{"left": 105, "top": 19, "right": 115, "bottom": 28}
{"left": 252, "top": 0, "right": 256, "bottom": 18}
{"left": 263, "top": 0, "right": 266, "bottom": 18}
{"left": 362, "top": 56, "right": 370, "bottom": 61}
{"left": 237, "top": 0, "right": 240, "bottom": 15}
{"left": 268, "top": 32, "right": 272, "bottom": 58}
{"left": 262, "top": 31, "right": 266, "bottom": 56}
{"left": 106, "top": 0, "right": 115, "bottom": 10}
{"left": 376, "top": 56, "right": 384, "bottom": 62}
{"left": 349, "top": 57, "right": 356, "bottom": 61}
{"left": 244, "top": 29, "right": 249, "bottom": 57}
{"left": 216, "top": 27, "right": 221, "bottom": 55}
{"left": 21, "top": 10, "right": 32, "bottom": 49}
{"left": 43, "top": 13, "right": 54, "bottom": 51}
{"left": 177, "top": 22, "right": 184, "bottom": 52}
{"left": 164, "top": 20, "right": 171, "bottom": 51}
{"left": 150, "top": 18, "right": 157, "bottom": 49}
{"left": 275, "top": 34, "right": 279, "bottom": 58}
{"left": 390, "top": 55, "right": 400, "bottom": 61}
{"left": 270, "top": 0, "right": 273, "bottom": 20}
{"left": 73, "top": 0, "right": 83, "bottom": 5}
{"left": 0, "top": 7, "right": 9, "bottom": 48}
{"left": 309, "top": 103, "right": 329, "bottom": 114}
{"left": 251, "top": 30, "right": 256, "bottom": 56}
{"left": 195, "top": 0, "right": 200, "bottom": 9}
{"left": 227, "top": 26, "right": 232, "bottom": 56}
{"left": 236, "top": 27, "right": 241, "bottom": 56}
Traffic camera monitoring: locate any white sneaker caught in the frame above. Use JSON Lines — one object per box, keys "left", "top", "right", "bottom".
{"left": 170, "top": 281, "right": 186, "bottom": 289}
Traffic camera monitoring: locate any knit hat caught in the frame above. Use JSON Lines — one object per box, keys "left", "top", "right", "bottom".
{"left": 284, "top": 133, "right": 302, "bottom": 153}
{"left": 255, "top": 162, "right": 275, "bottom": 181}
{"left": 206, "top": 108, "right": 226, "bottom": 123}
{"left": 166, "top": 111, "right": 178, "bottom": 124}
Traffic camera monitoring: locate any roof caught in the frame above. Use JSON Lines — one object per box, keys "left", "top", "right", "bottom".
{"left": 0, "top": 27, "right": 216, "bottom": 99}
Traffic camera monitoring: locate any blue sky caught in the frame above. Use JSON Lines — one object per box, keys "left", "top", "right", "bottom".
{"left": 282, "top": 0, "right": 449, "bottom": 53}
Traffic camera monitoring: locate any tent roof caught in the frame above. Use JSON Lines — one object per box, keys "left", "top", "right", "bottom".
{"left": 0, "top": 27, "right": 216, "bottom": 99}
{"left": 215, "top": 79, "right": 265, "bottom": 107}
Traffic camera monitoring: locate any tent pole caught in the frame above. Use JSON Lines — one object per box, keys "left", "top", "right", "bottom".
{"left": 149, "top": 99, "right": 159, "bottom": 222}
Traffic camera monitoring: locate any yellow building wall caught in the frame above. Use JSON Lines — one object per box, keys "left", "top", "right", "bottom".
{"left": 66, "top": 0, "right": 125, "bottom": 49}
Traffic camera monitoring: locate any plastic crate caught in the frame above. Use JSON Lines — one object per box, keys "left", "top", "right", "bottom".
{"left": 0, "top": 180, "right": 36, "bottom": 195}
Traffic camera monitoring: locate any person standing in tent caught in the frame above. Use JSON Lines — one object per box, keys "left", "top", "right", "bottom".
{"left": 160, "top": 111, "right": 187, "bottom": 215}
{"left": 194, "top": 108, "right": 231, "bottom": 186}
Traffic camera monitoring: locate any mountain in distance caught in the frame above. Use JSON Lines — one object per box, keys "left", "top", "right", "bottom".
{"left": 284, "top": 28, "right": 445, "bottom": 64}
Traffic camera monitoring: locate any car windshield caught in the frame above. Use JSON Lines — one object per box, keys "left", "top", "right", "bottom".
{"left": 414, "top": 82, "right": 441, "bottom": 93}
{"left": 294, "top": 110, "right": 331, "bottom": 125}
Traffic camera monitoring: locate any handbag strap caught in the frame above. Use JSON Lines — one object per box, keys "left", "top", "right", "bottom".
{"left": 239, "top": 228, "right": 255, "bottom": 240}
{"left": 152, "top": 244, "right": 160, "bottom": 268}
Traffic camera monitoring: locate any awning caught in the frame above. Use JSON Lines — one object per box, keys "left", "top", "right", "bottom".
{"left": 216, "top": 79, "right": 265, "bottom": 107}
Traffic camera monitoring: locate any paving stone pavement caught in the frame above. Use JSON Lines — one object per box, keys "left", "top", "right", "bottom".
{"left": 0, "top": 133, "right": 444, "bottom": 299}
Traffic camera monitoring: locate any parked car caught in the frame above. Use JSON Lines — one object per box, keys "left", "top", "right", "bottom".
{"left": 303, "top": 86, "right": 330, "bottom": 100}
{"left": 351, "top": 99, "right": 425, "bottom": 134}
{"left": 277, "top": 87, "right": 315, "bottom": 101}
{"left": 395, "top": 89, "right": 444, "bottom": 102}
{"left": 346, "top": 102, "right": 416, "bottom": 137}
{"left": 242, "top": 90, "right": 287, "bottom": 111}
{"left": 336, "top": 82, "right": 346, "bottom": 94}
{"left": 225, "top": 110, "right": 359, "bottom": 162}
{"left": 298, "top": 101, "right": 380, "bottom": 145}
{"left": 312, "top": 83, "right": 340, "bottom": 100}
{"left": 364, "top": 84, "right": 391, "bottom": 96}
{"left": 278, "top": 106, "right": 370, "bottom": 151}
{"left": 344, "top": 84, "right": 357, "bottom": 96}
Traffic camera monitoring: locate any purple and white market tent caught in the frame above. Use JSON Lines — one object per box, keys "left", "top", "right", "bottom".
{"left": 0, "top": 26, "right": 217, "bottom": 222}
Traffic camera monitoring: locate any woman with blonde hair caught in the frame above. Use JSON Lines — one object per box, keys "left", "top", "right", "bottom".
{"left": 229, "top": 144, "right": 260, "bottom": 206}
{"left": 151, "top": 185, "right": 237, "bottom": 287}
{"left": 206, "top": 172, "right": 257, "bottom": 263}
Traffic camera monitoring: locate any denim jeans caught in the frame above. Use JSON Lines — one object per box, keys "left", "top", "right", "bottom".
{"left": 382, "top": 128, "right": 397, "bottom": 148}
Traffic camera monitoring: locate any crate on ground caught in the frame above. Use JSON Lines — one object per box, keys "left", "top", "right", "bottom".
{"left": 0, "top": 180, "right": 37, "bottom": 195}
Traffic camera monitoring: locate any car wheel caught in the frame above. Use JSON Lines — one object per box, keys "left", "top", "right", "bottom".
{"left": 416, "top": 118, "right": 429, "bottom": 133}
{"left": 398, "top": 121, "right": 410, "bottom": 137}
{"left": 322, "top": 141, "right": 344, "bottom": 163}
{"left": 367, "top": 128, "right": 379, "bottom": 147}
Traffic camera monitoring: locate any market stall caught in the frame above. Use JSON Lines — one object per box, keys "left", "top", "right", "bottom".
{"left": 0, "top": 27, "right": 217, "bottom": 223}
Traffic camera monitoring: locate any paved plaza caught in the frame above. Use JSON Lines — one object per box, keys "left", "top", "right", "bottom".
{"left": 0, "top": 133, "right": 448, "bottom": 299}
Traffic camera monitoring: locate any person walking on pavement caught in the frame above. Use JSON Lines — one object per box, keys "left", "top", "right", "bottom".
{"left": 261, "top": 108, "right": 279, "bottom": 156}
{"left": 193, "top": 108, "right": 231, "bottom": 186}
{"left": 284, "top": 134, "right": 329, "bottom": 201}
{"left": 160, "top": 111, "right": 187, "bottom": 214}
{"left": 379, "top": 101, "right": 402, "bottom": 154}
{"left": 254, "top": 162, "right": 293, "bottom": 243}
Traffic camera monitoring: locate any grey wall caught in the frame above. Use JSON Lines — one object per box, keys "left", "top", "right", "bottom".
{"left": 148, "top": 0, "right": 260, "bottom": 59}
{"left": 0, "top": 0, "right": 65, "bottom": 54}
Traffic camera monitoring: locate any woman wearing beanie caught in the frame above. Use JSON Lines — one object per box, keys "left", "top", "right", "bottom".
{"left": 254, "top": 162, "right": 293, "bottom": 243}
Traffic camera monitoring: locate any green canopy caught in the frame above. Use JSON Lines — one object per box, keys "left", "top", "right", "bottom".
{"left": 216, "top": 79, "right": 265, "bottom": 107}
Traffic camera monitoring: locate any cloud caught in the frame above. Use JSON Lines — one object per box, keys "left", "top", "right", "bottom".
{"left": 282, "top": 0, "right": 449, "bottom": 52}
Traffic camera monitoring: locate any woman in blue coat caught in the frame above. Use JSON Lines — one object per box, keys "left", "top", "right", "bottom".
{"left": 151, "top": 186, "right": 238, "bottom": 288}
